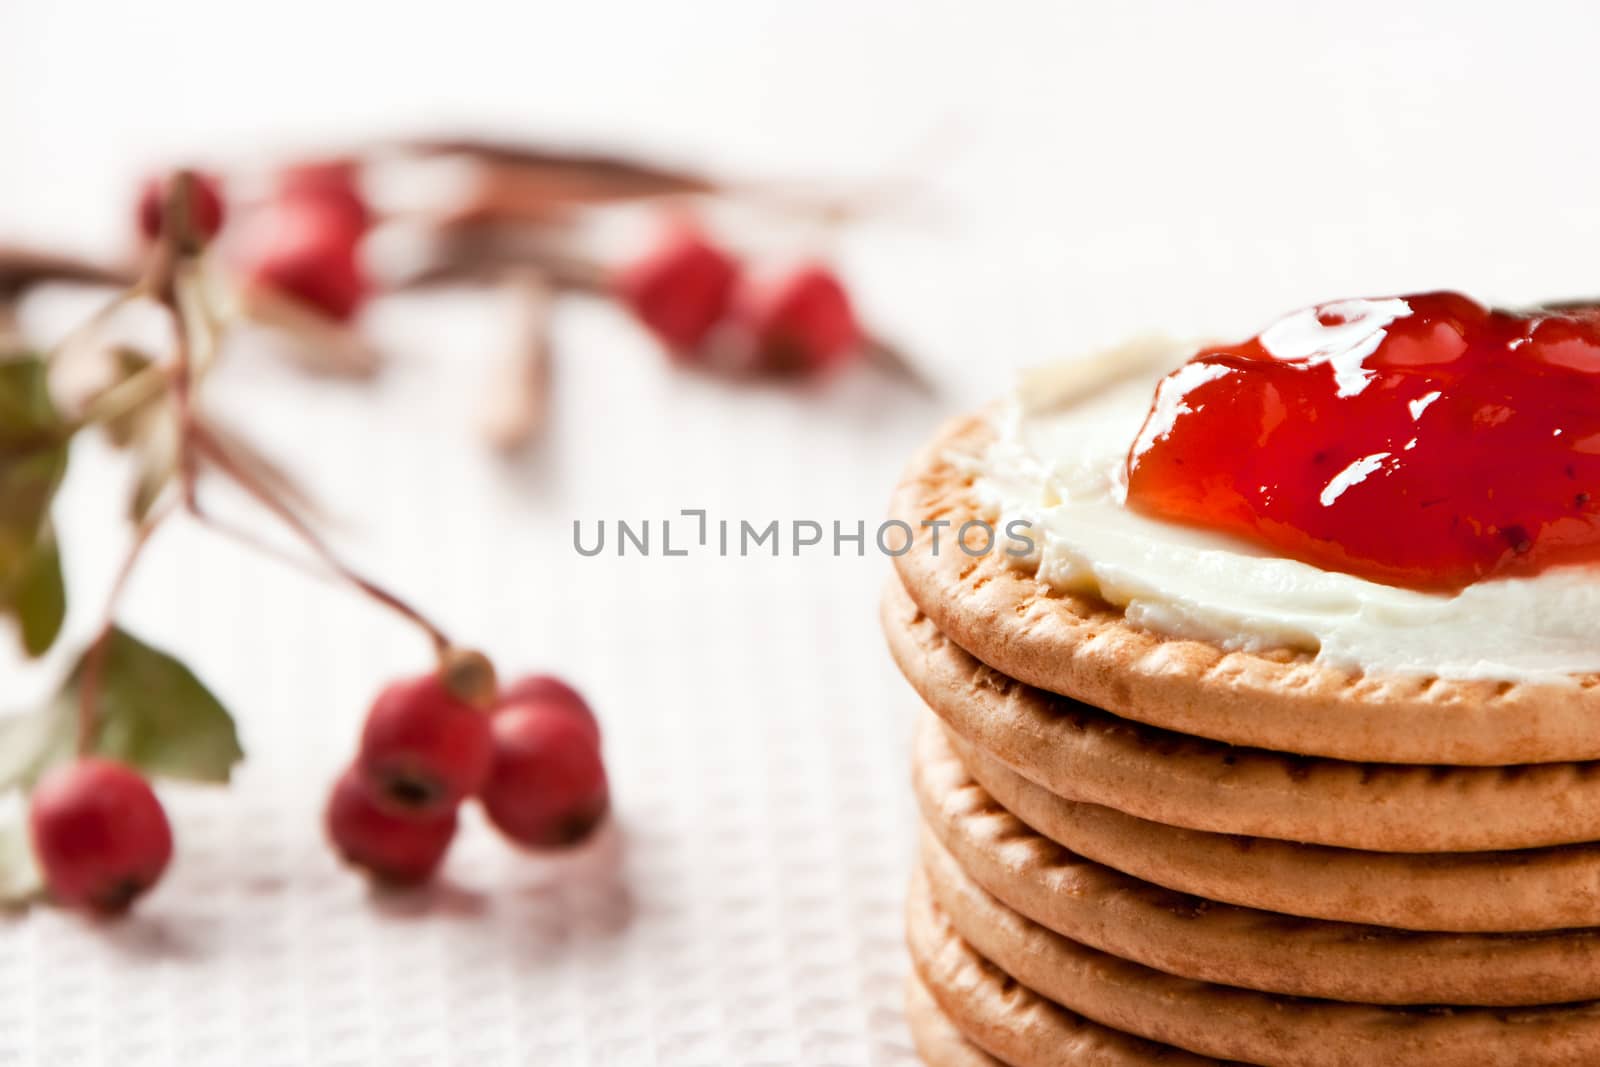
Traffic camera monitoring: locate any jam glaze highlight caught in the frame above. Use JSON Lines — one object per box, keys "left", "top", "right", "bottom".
{"left": 1124, "top": 292, "right": 1600, "bottom": 591}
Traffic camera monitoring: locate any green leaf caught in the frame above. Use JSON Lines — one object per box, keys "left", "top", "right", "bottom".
{"left": 74, "top": 628, "right": 244, "bottom": 784}
{"left": 0, "top": 626, "right": 244, "bottom": 795}
{"left": 0, "top": 356, "right": 59, "bottom": 438}
{"left": 10, "top": 523, "right": 64, "bottom": 657}
{"left": 0, "top": 355, "right": 70, "bottom": 658}
{"left": 0, "top": 443, "right": 66, "bottom": 574}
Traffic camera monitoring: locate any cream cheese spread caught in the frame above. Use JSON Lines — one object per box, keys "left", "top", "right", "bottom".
{"left": 973, "top": 340, "right": 1600, "bottom": 682}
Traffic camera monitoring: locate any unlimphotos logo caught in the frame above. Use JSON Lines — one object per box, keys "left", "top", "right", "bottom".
{"left": 573, "top": 510, "right": 1035, "bottom": 558}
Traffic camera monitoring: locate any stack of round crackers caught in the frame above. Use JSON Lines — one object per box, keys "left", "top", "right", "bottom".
{"left": 885, "top": 415, "right": 1600, "bottom": 1067}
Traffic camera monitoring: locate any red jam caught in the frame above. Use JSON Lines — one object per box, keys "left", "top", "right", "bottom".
{"left": 1124, "top": 291, "right": 1600, "bottom": 591}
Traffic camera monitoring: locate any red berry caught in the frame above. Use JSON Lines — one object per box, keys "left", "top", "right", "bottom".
{"left": 29, "top": 758, "right": 173, "bottom": 914}
{"left": 325, "top": 766, "right": 456, "bottom": 885}
{"left": 614, "top": 226, "right": 741, "bottom": 358}
{"left": 358, "top": 671, "right": 494, "bottom": 816}
{"left": 739, "top": 264, "right": 862, "bottom": 375}
{"left": 137, "top": 171, "right": 226, "bottom": 243}
{"left": 277, "top": 160, "right": 370, "bottom": 236}
{"left": 481, "top": 703, "right": 609, "bottom": 849}
{"left": 499, "top": 674, "right": 599, "bottom": 747}
{"left": 241, "top": 199, "right": 369, "bottom": 321}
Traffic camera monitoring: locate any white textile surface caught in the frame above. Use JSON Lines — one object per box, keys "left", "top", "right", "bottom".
{"left": 2, "top": 2, "right": 1599, "bottom": 1063}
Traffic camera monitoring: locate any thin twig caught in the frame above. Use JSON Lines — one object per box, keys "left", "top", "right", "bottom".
{"left": 71, "top": 177, "right": 210, "bottom": 757}
{"left": 0, "top": 246, "right": 134, "bottom": 298}
{"left": 77, "top": 499, "right": 177, "bottom": 754}
{"left": 0, "top": 301, "right": 20, "bottom": 351}
{"left": 383, "top": 137, "right": 717, "bottom": 199}
{"left": 383, "top": 137, "right": 890, "bottom": 224}
{"left": 176, "top": 262, "right": 224, "bottom": 381}
{"left": 166, "top": 174, "right": 446, "bottom": 654}
{"left": 63, "top": 167, "right": 457, "bottom": 750}
{"left": 138, "top": 172, "right": 206, "bottom": 513}
{"left": 863, "top": 334, "right": 938, "bottom": 396}
{"left": 188, "top": 419, "right": 450, "bottom": 655}
{"left": 190, "top": 508, "right": 340, "bottom": 586}
{"left": 201, "top": 419, "right": 329, "bottom": 527}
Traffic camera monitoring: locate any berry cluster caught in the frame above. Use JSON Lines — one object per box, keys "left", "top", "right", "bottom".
{"left": 115, "top": 140, "right": 926, "bottom": 464}
{"left": 0, "top": 137, "right": 914, "bottom": 915}
{"left": 138, "top": 165, "right": 373, "bottom": 324}
{"left": 327, "top": 653, "right": 609, "bottom": 885}
{"left": 23, "top": 657, "right": 606, "bottom": 911}
{"left": 614, "top": 222, "right": 862, "bottom": 377}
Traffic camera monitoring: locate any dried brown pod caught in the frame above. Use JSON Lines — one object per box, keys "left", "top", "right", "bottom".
{"left": 390, "top": 137, "right": 717, "bottom": 201}
{"left": 480, "top": 271, "right": 555, "bottom": 454}
{"left": 438, "top": 168, "right": 584, "bottom": 228}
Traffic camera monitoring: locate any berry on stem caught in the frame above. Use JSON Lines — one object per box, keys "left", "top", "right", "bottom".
{"left": 738, "top": 264, "right": 861, "bottom": 376}
{"left": 358, "top": 668, "right": 495, "bottom": 816}
{"left": 29, "top": 758, "right": 173, "bottom": 914}
{"left": 239, "top": 199, "right": 370, "bottom": 322}
{"left": 614, "top": 225, "right": 741, "bottom": 359}
{"left": 137, "top": 171, "right": 226, "bottom": 243}
{"left": 438, "top": 646, "right": 499, "bottom": 710}
{"left": 325, "top": 766, "right": 456, "bottom": 885}
{"left": 276, "top": 160, "right": 370, "bottom": 236}
{"left": 481, "top": 701, "right": 610, "bottom": 849}
{"left": 499, "top": 673, "right": 599, "bottom": 747}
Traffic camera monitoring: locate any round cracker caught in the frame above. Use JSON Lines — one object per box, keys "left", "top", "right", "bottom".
{"left": 905, "top": 975, "right": 1011, "bottom": 1067}
{"left": 919, "top": 789, "right": 1600, "bottom": 1006}
{"left": 888, "top": 414, "right": 1600, "bottom": 766}
{"left": 918, "top": 714, "right": 1600, "bottom": 933}
{"left": 911, "top": 853, "right": 1600, "bottom": 1067}
{"left": 884, "top": 577, "right": 1600, "bottom": 852}
{"left": 907, "top": 868, "right": 1233, "bottom": 1067}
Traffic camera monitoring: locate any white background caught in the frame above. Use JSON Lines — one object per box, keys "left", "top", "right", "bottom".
{"left": 3, "top": 2, "right": 1600, "bottom": 1064}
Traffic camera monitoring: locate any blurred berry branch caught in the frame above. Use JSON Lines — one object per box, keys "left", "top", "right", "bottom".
{"left": 0, "top": 129, "right": 906, "bottom": 911}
